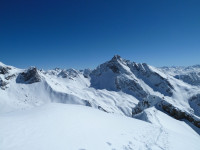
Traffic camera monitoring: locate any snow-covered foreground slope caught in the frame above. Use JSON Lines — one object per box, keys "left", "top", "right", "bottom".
{"left": 0, "top": 103, "right": 200, "bottom": 150}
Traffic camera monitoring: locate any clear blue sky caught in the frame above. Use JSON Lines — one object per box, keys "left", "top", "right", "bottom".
{"left": 0, "top": 0, "right": 200, "bottom": 69}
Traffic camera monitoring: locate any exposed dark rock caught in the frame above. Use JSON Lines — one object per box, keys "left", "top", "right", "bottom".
{"left": 83, "top": 100, "right": 92, "bottom": 107}
{"left": 58, "top": 69, "right": 79, "bottom": 79}
{"left": 58, "top": 70, "right": 68, "bottom": 78}
{"left": 5, "top": 74, "right": 16, "bottom": 80}
{"left": 128, "top": 63, "right": 174, "bottom": 96}
{"left": 105, "top": 55, "right": 126, "bottom": 74}
{"left": 115, "top": 76, "right": 147, "bottom": 99}
{"left": 0, "top": 77, "right": 8, "bottom": 90}
{"left": 189, "top": 94, "right": 200, "bottom": 116}
{"left": 105, "top": 56, "right": 122, "bottom": 74}
{"left": 98, "top": 105, "right": 108, "bottom": 113}
{"left": 0, "top": 66, "right": 11, "bottom": 74}
{"left": 132, "top": 95, "right": 200, "bottom": 128}
{"left": 82, "top": 69, "right": 92, "bottom": 78}
{"left": 111, "top": 55, "right": 121, "bottom": 61}
{"left": 17, "top": 67, "right": 41, "bottom": 84}
{"left": 160, "top": 103, "right": 184, "bottom": 119}
{"left": 108, "top": 64, "right": 119, "bottom": 73}
{"left": 159, "top": 101, "right": 200, "bottom": 128}
{"left": 90, "top": 55, "right": 148, "bottom": 100}
{"left": 132, "top": 95, "right": 162, "bottom": 116}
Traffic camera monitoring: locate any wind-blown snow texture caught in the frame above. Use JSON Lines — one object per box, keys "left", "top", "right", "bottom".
{"left": 0, "top": 56, "right": 200, "bottom": 150}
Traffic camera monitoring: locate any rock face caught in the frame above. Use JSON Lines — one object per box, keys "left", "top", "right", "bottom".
{"left": 114, "top": 75, "right": 148, "bottom": 99}
{"left": 132, "top": 95, "right": 162, "bottom": 115}
{"left": 90, "top": 55, "right": 174, "bottom": 99}
{"left": 90, "top": 55, "right": 148, "bottom": 99}
{"left": 5, "top": 74, "right": 15, "bottom": 80}
{"left": 159, "top": 101, "right": 200, "bottom": 128}
{"left": 58, "top": 69, "right": 80, "bottom": 79}
{"left": 17, "top": 67, "right": 41, "bottom": 84}
{"left": 128, "top": 63, "right": 174, "bottom": 96}
{"left": 189, "top": 94, "right": 200, "bottom": 116}
{"left": 175, "top": 72, "right": 200, "bottom": 86}
{"left": 0, "top": 66, "right": 10, "bottom": 74}
{"left": 82, "top": 68, "right": 92, "bottom": 78}
{"left": 0, "top": 77, "right": 8, "bottom": 89}
{"left": 132, "top": 95, "right": 200, "bottom": 128}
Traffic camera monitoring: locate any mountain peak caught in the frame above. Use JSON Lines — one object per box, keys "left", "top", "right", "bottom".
{"left": 111, "top": 55, "right": 122, "bottom": 61}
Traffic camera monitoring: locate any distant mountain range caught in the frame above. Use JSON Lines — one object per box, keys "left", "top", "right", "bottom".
{"left": 0, "top": 55, "right": 200, "bottom": 150}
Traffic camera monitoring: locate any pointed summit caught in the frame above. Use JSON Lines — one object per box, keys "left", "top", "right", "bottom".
{"left": 111, "top": 55, "right": 122, "bottom": 61}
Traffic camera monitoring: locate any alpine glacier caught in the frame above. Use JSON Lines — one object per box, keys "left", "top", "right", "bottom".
{"left": 0, "top": 55, "right": 200, "bottom": 150}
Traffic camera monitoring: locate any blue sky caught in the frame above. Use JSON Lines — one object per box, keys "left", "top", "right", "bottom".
{"left": 0, "top": 0, "right": 200, "bottom": 69}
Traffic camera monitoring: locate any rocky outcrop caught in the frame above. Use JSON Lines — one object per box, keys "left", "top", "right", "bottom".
{"left": 128, "top": 63, "right": 174, "bottom": 96}
{"left": 58, "top": 69, "right": 79, "bottom": 79}
{"left": 0, "top": 77, "right": 8, "bottom": 90}
{"left": 158, "top": 101, "right": 200, "bottom": 128}
{"left": 189, "top": 94, "right": 200, "bottom": 116}
{"left": 5, "top": 74, "right": 16, "bottom": 80}
{"left": 82, "top": 69, "right": 92, "bottom": 78}
{"left": 132, "top": 95, "right": 200, "bottom": 128}
{"left": 107, "top": 55, "right": 122, "bottom": 73}
{"left": 132, "top": 95, "right": 163, "bottom": 115}
{"left": 115, "top": 76, "right": 147, "bottom": 99}
{"left": 17, "top": 67, "right": 41, "bottom": 84}
{"left": 90, "top": 55, "right": 174, "bottom": 100}
{"left": 90, "top": 55, "right": 148, "bottom": 100}
{"left": 0, "top": 66, "right": 11, "bottom": 74}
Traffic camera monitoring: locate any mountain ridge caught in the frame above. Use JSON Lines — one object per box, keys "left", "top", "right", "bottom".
{"left": 0, "top": 55, "right": 200, "bottom": 134}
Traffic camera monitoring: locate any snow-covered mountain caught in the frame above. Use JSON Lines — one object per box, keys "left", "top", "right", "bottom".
{"left": 0, "top": 56, "right": 200, "bottom": 150}
{"left": 160, "top": 65, "right": 200, "bottom": 86}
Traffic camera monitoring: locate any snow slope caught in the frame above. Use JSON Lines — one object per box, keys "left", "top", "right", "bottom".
{"left": 0, "top": 62, "right": 138, "bottom": 116}
{"left": 0, "top": 56, "right": 200, "bottom": 150}
{"left": 160, "top": 65, "right": 200, "bottom": 86}
{"left": 0, "top": 103, "right": 199, "bottom": 150}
